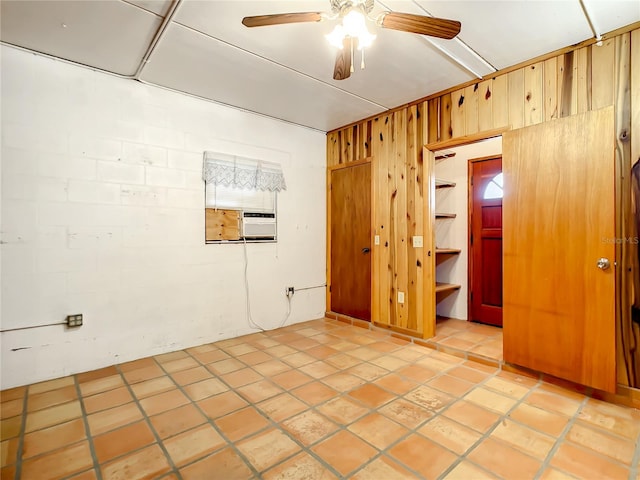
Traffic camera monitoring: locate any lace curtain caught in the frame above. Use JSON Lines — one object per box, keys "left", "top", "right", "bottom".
{"left": 202, "top": 152, "right": 286, "bottom": 192}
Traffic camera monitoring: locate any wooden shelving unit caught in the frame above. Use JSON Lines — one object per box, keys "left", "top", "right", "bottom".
{"left": 435, "top": 213, "right": 456, "bottom": 219}
{"left": 436, "top": 248, "right": 461, "bottom": 255}
{"left": 436, "top": 179, "right": 456, "bottom": 189}
{"left": 435, "top": 282, "right": 461, "bottom": 293}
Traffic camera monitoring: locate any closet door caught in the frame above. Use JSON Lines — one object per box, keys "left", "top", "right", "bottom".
{"left": 503, "top": 107, "right": 616, "bottom": 392}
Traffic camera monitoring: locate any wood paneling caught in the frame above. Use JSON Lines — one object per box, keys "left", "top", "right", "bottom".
{"left": 502, "top": 107, "right": 616, "bottom": 392}
{"left": 205, "top": 209, "right": 240, "bottom": 241}
{"left": 327, "top": 27, "right": 640, "bottom": 385}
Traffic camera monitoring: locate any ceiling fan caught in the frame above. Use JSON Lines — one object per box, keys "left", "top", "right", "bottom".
{"left": 242, "top": 0, "right": 461, "bottom": 81}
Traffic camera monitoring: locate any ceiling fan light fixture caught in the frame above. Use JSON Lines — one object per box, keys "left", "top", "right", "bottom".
{"left": 326, "top": 8, "right": 376, "bottom": 51}
{"left": 325, "top": 24, "right": 346, "bottom": 48}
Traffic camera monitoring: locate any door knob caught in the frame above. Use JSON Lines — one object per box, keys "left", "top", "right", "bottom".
{"left": 362, "top": 247, "right": 370, "bottom": 254}
{"left": 596, "top": 258, "right": 611, "bottom": 270}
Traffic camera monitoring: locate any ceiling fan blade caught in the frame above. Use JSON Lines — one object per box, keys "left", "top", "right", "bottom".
{"left": 333, "top": 38, "right": 352, "bottom": 81}
{"left": 380, "top": 12, "right": 461, "bottom": 39}
{"left": 242, "top": 12, "right": 322, "bottom": 28}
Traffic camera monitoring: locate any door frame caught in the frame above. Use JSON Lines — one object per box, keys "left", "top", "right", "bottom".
{"left": 326, "top": 157, "right": 373, "bottom": 316}
{"left": 467, "top": 154, "right": 503, "bottom": 325}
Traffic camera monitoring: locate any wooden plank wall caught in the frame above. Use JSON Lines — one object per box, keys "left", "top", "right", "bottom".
{"left": 326, "top": 28, "right": 640, "bottom": 384}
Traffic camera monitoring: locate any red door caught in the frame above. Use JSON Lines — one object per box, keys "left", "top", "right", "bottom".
{"left": 469, "top": 157, "right": 503, "bottom": 327}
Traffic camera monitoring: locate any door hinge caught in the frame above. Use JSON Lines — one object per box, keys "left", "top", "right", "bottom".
{"left": 470, "top": 233, "right": 473, "bottom": 245}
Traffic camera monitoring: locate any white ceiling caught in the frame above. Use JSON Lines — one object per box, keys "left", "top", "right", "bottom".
{"left": 1, "top": 0, "right": 639, "bottom": 132}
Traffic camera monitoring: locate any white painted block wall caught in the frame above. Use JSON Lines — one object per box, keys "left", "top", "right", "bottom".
{"left": 0, "top": 47, "right": 327, "bottom": 389}
{"left": 435, "top": 137, "right": 502, "bottom": 320}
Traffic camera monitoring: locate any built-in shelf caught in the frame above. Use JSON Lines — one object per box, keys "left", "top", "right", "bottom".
{"left": 436, "top": 248, "right": 461, "bottom": 255}
{"left": 435, "top": 213, "right": 457, "bottom": 219}
{"left": 435, "top": 152, "right": 456, "bottom": 160}
{"left": 435, "top": 282, "right": 461, "bottom": 293}
{"left": 435, "top": 179, "right": 456, "bottom": 189}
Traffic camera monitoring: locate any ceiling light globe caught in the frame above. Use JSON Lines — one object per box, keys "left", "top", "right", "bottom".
{"left": 325, "top": 24, "right": 345, "bottom": 48}
{"left": 342, "top": 10, "right": 367, "bottom": 37}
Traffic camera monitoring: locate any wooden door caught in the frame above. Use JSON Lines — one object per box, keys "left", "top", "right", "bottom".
{"left": 469, "top": 157, "right": 503, "bottom": 327}
{"left": 330, "top": 163, "right": 371, "bottom": 320}
{"left": 503, "top": 107, "right": 616, "bottom": 392}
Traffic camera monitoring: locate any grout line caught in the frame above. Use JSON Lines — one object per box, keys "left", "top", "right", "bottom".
{"left": 12, "top": 387, "right": 29, "bottom": 480}
{"left": 73, "top": 376, "right": 104, "bottom": 480}
{"left": 115, "top": 365, "right": 184, "bottom": 480}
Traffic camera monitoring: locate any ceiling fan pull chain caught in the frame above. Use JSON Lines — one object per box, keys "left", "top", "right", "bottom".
{"left": 361, "top": 47, "right": 365, "bottom": 70}
{"left": 350, "top": 38, "right": 355, "bottom": 73}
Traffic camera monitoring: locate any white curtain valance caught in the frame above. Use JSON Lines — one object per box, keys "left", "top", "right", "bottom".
{"left": 202, "top": 152, "right": 286, "bottom": 192}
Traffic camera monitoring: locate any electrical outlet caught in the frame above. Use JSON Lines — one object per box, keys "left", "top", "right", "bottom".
{"left": 66, "top": 314, "right": 83, "bottom": 327}
{"left": 374, "top": 235, "right": 380, "bottom": 245}
{"left": 397, "top": 292, "right": 405, "bottom": 304}
{"left": 412, "top": 236, "right": 423, "bottom": 248}
{"left": 286, "top": 287, "right": 295, "bottom": 298}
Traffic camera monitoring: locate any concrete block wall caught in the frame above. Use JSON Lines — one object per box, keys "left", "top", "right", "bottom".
{"left": 0, "top": 46, "right": 326, "bottom": 389}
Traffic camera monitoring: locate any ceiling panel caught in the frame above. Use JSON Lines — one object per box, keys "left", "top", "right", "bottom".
{"left": 140, "top": 23, "right": 386, "bottom": 131}
{"left": 582, "top": 0, "right": 640, "bottom": 36}
{"left": 0, "top": 0, "right": 162, "bottom": 76}
{"left": 175, "top": 0, "right": 474, "bottom": 108}
{"left": 416, "top": 0, "right": 594, "bottom": 69}
{"left": 124, "top": 0, "right": 173, "bottom": 16}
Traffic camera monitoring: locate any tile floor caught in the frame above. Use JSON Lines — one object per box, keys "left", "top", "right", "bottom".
{"left": 1, "top": 318, "right": 639, "bottom": 480}
{"left": 431, "top": 317, "right": 503, "bottom": 363}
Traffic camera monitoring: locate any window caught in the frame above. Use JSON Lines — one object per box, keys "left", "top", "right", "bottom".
{"left": 202, "top": 152, "right": 286, "bottom": 242}
{"left": 483, "top": 173, "right": 503, "bottom": 199}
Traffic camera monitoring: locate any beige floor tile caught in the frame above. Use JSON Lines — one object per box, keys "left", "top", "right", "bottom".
{"left": 237, "top": 350, "right": 273, "bottom": 366}
{"left": 118, "top": 357, "right": 157, "bottom": 372}
{"left": 292, "top": 382, "right": 338, "bottom": 406}
{"left": 163, "top": 424, "right": 226, "bottom": 466}
{"left": 418, "top": 416, "right": 482, "bottom": 455}
{"left": 149, "top": 403, "right": 207, "bottom": 439}
{"left": 312, "top": 430, "right": 378, "bottom": 477}
{"left": 325, "top": 353, "right": 362, "bottom": 370}
{"left": 348, "top": 413, "right": 409, "bottom": 450}
{"left": 183, "top": 377, "right": 228, "bottom": 401}
{"left": 299, "top": 361, "right": 340, "bottom": 379}
{"left": 271, "top": 369, "right": 315, "bottom": 390}
{"left": 484, "top": 376, "right": 530, "bottom": 399}
{"left": 550, "top": 442, "right": 630, "bottom": 480}
{"left": 257, "top": 393, "right": 308, "bottom": 423}
{"left": 282, "top": 410, "right": 339, "bottom": 445}
{"left": 1, "top": 438, "right": 19, "bottom": 468}
{"left": 447, "top": 365, "right": 493, "bottom": 384}
{"left": 237, "top": 428, "right": 301, "bottom": 472}
{"left": 87, "top": 403, "right": 143, "bottom": 436}
{"left": 443, "top": 461, "right": 499, "bottom": 479}
{"left": 491, "top": 419, "right": 555, "bottom": 459}
{"left": 197, "top": 391, "right": 248, "bottom": 419}
{"left": 28, "top": 385, "right": 78, "bottom": 412}
{"left": 566, "top": 422, "right": 636, "bottom": 465}
{"left": 348, "top": 383, "right": 395, "bottom": 408}
{"left": 79, "top": 375, "right": 124, "bottom": 397}
{"left": 263, "top": 451, "right": 337, "bottom": 480}
{"left": 139, "top": 389, "right": 189, "bottom": 416}
{"left": 264, "top": 345, "right": 298, "bottom": 359}
{"left": 373, "top": 374, "right": 418, "bottom": 395}
{"left": 389, "top": 434, "right": 457, "bottom": 479}
{"left": 468, "top": 438, "right": 541, "bottom": 480}
{"left": 525, "top": 390, "right": 583, "bottom": 417}
{"left": 428, "top": 375, "right": 474, "bottom": 397}
{"left": 306, "top": 345, "right": 340, "bottom": 360}
{"left": 162, "top": 357, "right": 199, "bottom": 374}
{"left": 215, "top": 406, "right": 270, "bottom": 442}
{"left": 207, "top": 358, "right": 246, "bottom": 375}
{"left": 84, "top": 386, "right": 133, "bottom": 414}
{"left": 347, "top": 363, "right": 389, "bottom": 381}
{"left": 101, "top": 444, "right": 171, "bottom": 480}
{"left": 154, "top": 350, "right": 189, "bottom": 364}
{"left": 405, "top": 385, "right": 454, "bottom": 413}
{"left": 93, "top": 421, "right": 155, "bottom": 464}
{"left": 190, "top": 349, "right": 229, "bottom": 365}
{"left": 317, "top": 396, "right": 369, "bottom": 425}
{"left": 66, "top": 468, "right": 98, "bottom": 480}
{"left": 577, "top": 399, "right": 640, "bottom": 440}
{"left": 464, "top": 387, "right": 517, "bottom": 414}
{"left": 170, "top": 366, "right": 212, "bottom": 386}
{"left": 508, "top": 403, "right": 570, "bottom": 437}
{"left": 282, "top": 352, "right": 317, "bottom": 368}
{"left": 443, "top": 400, "right": 500, "bottom": 433}
{"left": 396, "top": 364, "right": 438, "bottom": 383}
{"left": 22, "top": 418, "right": 86, "bottom": 459}
{"left": 25, "top": 400, "right": 82, "bottom": 432}
{"left": 180, "top": 448, "right": 253, "bottom": 480}
{"left": 237, "top": 379, "right": 284, "bottom": 403}
{"left": 122, "top": 364, "right": 165, "bottom": 384}
{"left": 222, "top": 367, "right": 263, "bottom": 388}
{"left": 29, "top": 377, "right": 75, "bottom": 395}
{"left": 0, "top": 399, "right": 23, "bottom": 420}
{"left": 21, "top": 441, "right": 93, "bottom": 479}
{"left": 379, "top": 398, "right": 434, "bottom": 429}
{"left": 253, "top": 359, "right": 293, "bottom": 377}
{"left": 538, "top": 467, "right": 580, "bottom": 480}
{"left": 129, "top": 377, "right": 175, "bottom": 400}
{"left": 351, "top": 456, "right": 416, "bottom": 480}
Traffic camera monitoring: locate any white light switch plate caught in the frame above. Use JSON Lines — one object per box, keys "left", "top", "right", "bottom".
{"left": 412, "top": 236, "right": 423, "bottom": 248}
{"left": 397, "top": 292, "right": 405, "bottom": 304}
{"left": 374, "top": 235, "right": 380, "bottom": 245}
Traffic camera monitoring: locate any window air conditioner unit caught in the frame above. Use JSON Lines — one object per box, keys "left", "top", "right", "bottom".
{"left": 242, "top": 211, "right": 276, "bottom": 239}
